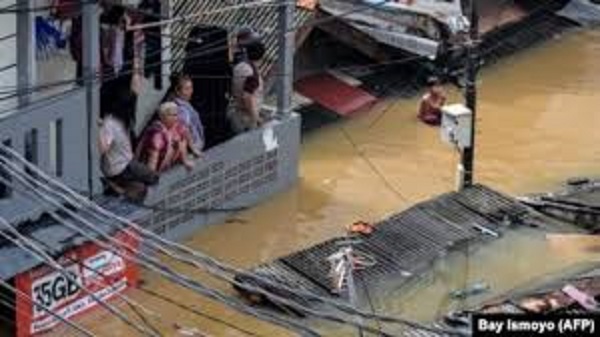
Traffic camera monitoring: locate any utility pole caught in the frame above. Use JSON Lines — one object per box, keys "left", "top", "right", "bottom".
{"left": 276, "top": 0, "right": 295, "bottom": 117}
{"left": 83, "top": 0, "right": 100, "bottom": 197}
{"left": 460, "top": 0, "right": 479, "bottom": 189}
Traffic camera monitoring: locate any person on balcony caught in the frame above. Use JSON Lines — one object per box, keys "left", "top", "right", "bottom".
{"left": 418, "top": 77, "right": 446, "bottom": 126}
{"left": 232, "top": 27, "right": 260, "bottom": 65}
{"left": 228, "top": 41, "right": 267, "bottom": 134}
{"left": 168, "top": 75, "right": 204, "bottom": 157}
{"left": 137, "top": 0, "right": 163, "bottom": 90}
{"left": 98, "top": 104, "right": 159, "bottom": 200}
{"left": 136, "top": 102, "right": 195, "bottom": 173}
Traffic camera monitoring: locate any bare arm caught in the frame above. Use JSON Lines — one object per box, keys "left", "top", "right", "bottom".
{"left": 431, "top": 95, "right": 446, "bottom": 110}
{"left": 98, "top": 136, "right": 110, "bottom": 155}
{"left": 242, "top": 92, "right": 260, "bottom": 125}
{"left": 98, "top": 124, "right": 112, "bottom": 155}
{"left": 147, "top": 150, "right": 160, "bottom": 173}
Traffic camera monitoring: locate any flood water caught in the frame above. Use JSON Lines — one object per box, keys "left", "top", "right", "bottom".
{"left": 43, "top": 27, "right": 600, "bottom": 337}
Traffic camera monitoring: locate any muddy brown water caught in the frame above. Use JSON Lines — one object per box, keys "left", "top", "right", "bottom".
{"left": 32, "top": 27, "right": 600, "bottom": 337}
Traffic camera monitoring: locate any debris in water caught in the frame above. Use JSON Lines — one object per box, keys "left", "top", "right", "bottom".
{"left": 472, "top": 224, "right": 499, "bottom": 238}
{"left": 562, "top": 284, "right": 599, "bottom": 310}
{"left": 444, "top": 310, "right": 472, "bottom": 328}
{"left": 174, "top": 323, "right": 210, "bottom": 337}
{"left": 226, "top": 218, "right": 248, "bottom": 224}
{"left": 450, "top": 281, "right": 490, "bottom": 300}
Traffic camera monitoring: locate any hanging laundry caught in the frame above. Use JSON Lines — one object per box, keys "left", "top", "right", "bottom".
{"left": 35, "top": 16, "right": 67, "bottom": 60}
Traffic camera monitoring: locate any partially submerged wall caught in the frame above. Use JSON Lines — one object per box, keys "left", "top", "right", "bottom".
{"left": 141, "top": 114, "right": 302, "bottom": 242}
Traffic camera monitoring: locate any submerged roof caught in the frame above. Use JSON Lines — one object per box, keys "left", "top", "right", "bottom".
{"left": 234, "top": 185, "right": 580, "bottom": 307}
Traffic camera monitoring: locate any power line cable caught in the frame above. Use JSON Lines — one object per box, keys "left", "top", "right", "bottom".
{"left": 0, "top": 147, "right": 453, "bottom": 336}
{"left": 21, "top": 237, "right": 169, "bottom": 337}
{"left": 0, "top": 276, "right": 97, "bottom": 337}
{"left": 135, "top": 286, "right": 266, "bottom": 337}
{"left": 28, "top": 233, "right": 238, "bottom": 337}
{"left": 0, "top": 0, "right": 582, "bottom": 98}
{"left": 0, "top": 159, "right": 396, "bottom": 337}
{"left": 0, "top": 164, "right": 389, "bottom": 337}
{"left": 0, "top": 291, "right": 80, "bottom": 337}
{"left": 0, "top": 145, "right": 470, "bottom": 337}
{"left": 0, "top": 158, "right": 324, "bottom": 337}
{"left": 0, "top": 25, "right": 240, "bottom": 97}
{"left": 0, "top": 217, "right": 163, "bottom": 337}
{"left": 0, "top": 153, "right": 407, "bottom": 337}
{"left": 128, "top": 0, "right": 289, "bottom": 31}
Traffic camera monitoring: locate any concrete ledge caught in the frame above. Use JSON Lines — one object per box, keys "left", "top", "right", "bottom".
{"left": 142, "top": 113, "right": 302, "bottom": 242}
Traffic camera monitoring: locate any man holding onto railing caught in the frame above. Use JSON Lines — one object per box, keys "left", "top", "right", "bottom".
{"left": 228, "top": 41, "right": 268, "bottom": 134}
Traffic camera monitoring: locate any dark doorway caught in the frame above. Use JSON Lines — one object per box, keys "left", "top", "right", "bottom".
{"left": 184, "top": 25, "right": 233, "bottom": 149}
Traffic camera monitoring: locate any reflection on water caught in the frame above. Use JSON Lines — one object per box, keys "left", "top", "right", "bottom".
{"left": 46, "top": 28, "right": 600, "bottom": 336}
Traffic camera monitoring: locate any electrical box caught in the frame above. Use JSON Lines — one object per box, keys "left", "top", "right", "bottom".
{"left": 441, "top": 104, "right": 473, "bottom": 149}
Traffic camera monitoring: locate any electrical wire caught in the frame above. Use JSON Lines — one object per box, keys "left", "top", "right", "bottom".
{"left": 22, "top": 237, "right": 172, "bottom": 337}
{"left": 358, "top": 271, "right": 384, "bottom": 337}
{"left": 0, "top": 37, "right": 436, "bottom": 115}
{"left": 287, "top": 0, "right": 394, "bottom": 32}
{"left": 0, "top": 153, "right": 391, "bottom": 337}
{"left": 0, "top": 0, "right": 405, "bottom": 102}
{"left": 0, "top": 276, "right": 96, "bottom": 337}
{"left": 0, "top": 159, "right": 324, "bottom": 337}
{"left": 0, "top": 147, "right": 463, "bottom": 336}
{"left": 0, "top": 1, "right": 90, "bottom": 15}
{"left": 0, "top": 217, "right": 163, "bottom": 337}
{"left": 0, "top": 161, "right": 388, "bottom": 337}
{"left": 0, "top": 0, "right": 585, "bottom": 97}
{"left": 0, "top": 292, "right": 78, "bottom": 337}
{"left": 0, "top": 145, "right": 471, "bottom": 337}
{"left": 27, "top": 232, "right": 257, "bottom": 337}
{"left": 24, "top": 238, "right": 177, "bottom": 337}
{"left": 0, "top": 3, "right": 564, "bottom": 334}
{"left": 129, "top": 0, "right": 288, "bottom": 31}
{"left": 0, "top": 32, "right": 16, "bottom": 42}
{"left": 135, "top": 286, "right": 266, "bottom": 337}
{"left": 339, "top": 126, "right": 409, "bottom": 203}
{"left": 0, "top": 25, "right": 239, "bottom": 96}
{"left": 0, "top": 3, "right": 580, "bottom": 336}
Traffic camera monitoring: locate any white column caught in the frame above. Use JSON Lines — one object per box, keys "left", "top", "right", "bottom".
{"left": 16, "top": 0, "right": 36, "bottom": 106}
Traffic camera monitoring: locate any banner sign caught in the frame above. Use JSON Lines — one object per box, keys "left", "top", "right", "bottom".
{"left": 15, "top": 230, "right": 140, "bottom": 337}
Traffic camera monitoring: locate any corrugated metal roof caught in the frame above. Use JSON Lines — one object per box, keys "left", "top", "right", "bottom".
{"left": 171, "top": 0, "right": 315, "bottom": 77}
{"left": 234, "top": 185, "right": 567, "bottom": 309}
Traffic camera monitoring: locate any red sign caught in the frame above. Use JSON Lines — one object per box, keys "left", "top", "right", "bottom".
{"left": 15, "top": 230, "right": 140, "bottom": 337}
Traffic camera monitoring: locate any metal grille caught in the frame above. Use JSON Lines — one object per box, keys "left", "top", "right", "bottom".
{"left": 235, "top": 185, "right": 539, "bottom": 307}
{"left": 171, "top": 1, "right": 315, "bottom": 76}
{"left": 151, "top": 150, "right": 279, "bottom": 231}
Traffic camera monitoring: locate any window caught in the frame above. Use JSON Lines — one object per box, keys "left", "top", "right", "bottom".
{"left": 50, "top": 119, "right": 63, "bottom": 177}
{"left": 24, "top": 129, "right": 38, "bottom": 176}
{"left": 0, "top": 139, "right": 12, "bottom": 199}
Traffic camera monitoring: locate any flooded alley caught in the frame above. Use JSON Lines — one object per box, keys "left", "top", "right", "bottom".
{"left": 42, "top": 25, "right": 600, "bottom": 337}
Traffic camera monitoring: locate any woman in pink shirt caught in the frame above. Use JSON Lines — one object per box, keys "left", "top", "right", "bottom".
{"left": 136, "top": 102, "right": 195, "bottom": 173}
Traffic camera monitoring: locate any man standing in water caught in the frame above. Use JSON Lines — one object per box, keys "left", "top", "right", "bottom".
{"left": 419, "top": 77, "right": 447, "bottom": 126}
